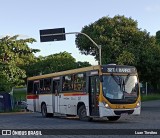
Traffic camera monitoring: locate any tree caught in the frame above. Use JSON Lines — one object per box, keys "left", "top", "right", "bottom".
{"left": 39, "top": 51, "right": 77, "bottom": 74}
{"left": 156, "top": 30, "right": 160, "bottom": 45}
{"left": 75, "top": 15, "right": 160, "bottom": 91}
{"left": 25, "top": 52, "right": 91, "bottom": 77}
{"left": 75, "top": 61, "right": 91, "bottom": 68}
{"left": 0, "top": 35, "right": 39, "bottom": 92}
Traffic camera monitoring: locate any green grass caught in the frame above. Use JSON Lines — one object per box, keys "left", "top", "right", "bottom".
{"left": 11, "top": 106, "right": 25, "bottom": 112}
{"left": 0, "top": 107, "right": 25, "bottom": 113}
{"left": 141, "top": 94, "right": 160, "bottom": 102}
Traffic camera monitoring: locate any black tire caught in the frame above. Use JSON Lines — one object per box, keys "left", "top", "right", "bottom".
{"left": 41, "top": 104, "right": 51, "bottom": 118}
{"left": 78, "top": 105, "right": 92, "bottom": 121}
{"left": 107, "top": 116, "right": 120, "bottom": 121}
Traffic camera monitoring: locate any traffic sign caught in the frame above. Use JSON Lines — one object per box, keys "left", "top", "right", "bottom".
{"left": 40, "top": 28, "right": 66, "bottom": 42}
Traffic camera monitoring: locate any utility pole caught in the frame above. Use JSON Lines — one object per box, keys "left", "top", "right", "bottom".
{"left": 146, "top": 82, "right": 148, "bottom": 96}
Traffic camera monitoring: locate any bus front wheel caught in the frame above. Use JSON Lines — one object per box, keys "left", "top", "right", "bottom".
{"left": 78, "top": 105, "right": 92, "bottom": 121}
{"left": 107, "top": 116, "right": 120, "bottom": 121}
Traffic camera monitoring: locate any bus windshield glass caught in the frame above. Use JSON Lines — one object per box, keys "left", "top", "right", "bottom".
{"left": 102, "top": 75, "right": 139, "bottom": 104}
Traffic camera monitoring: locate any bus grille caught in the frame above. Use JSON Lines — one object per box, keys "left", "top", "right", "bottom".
{"left": 114, "top": 110, "right": 134, "bottom": 115}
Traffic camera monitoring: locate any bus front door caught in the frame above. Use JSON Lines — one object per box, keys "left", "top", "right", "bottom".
{"left": 52, "top": 80, "right": 60, "bottom": 113}
{"left": 89, "top": 76, "right": 100, "bottom": 116}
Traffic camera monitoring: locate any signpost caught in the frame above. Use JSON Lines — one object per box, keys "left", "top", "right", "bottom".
{"left": 40, "top": 28, "right": 66, "bottom": 42}
{"left": 39, "top": 28, "right": 101, "bottom": 65}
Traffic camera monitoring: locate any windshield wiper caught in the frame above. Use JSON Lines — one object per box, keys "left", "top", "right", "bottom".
{"left": 122, "top": 79, "right": 126, "bottom": 92}
{"left": 110, "top": 74, "right": 124, "bottom": 92}
{"left": 111, "top": 74, "right": 120, "bottom": 85}
{"left": 111, "top": 74, "right": 130, "bottom": 99}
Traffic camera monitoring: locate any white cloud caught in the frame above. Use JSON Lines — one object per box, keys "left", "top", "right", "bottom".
{"left": 17, "top": 34, "right": 30, "bottom": 38}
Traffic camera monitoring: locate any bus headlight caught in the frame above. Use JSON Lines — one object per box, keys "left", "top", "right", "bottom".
{"left": 103, "top": 102, "right": 110, "bottom": 109}
{"left": 105, "top": 104, "right": 109, "bottom": 108}
{"left": 136, "top": 101, "right": 141, "bottom": 108}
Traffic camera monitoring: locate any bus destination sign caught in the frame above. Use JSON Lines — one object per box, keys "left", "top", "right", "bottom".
{"left": 101, "top": 65, "right": 137, "bottom": 73}
{"left": 107, "top": 68, "right": 131, "bottom": 73}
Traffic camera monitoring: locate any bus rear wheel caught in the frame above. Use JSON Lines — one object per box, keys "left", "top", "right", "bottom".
{"left": 78, "top": 105, "right": 92, "bottom": 121}
{"left": 107, "top": 116, "right": 120, "bottom": 121}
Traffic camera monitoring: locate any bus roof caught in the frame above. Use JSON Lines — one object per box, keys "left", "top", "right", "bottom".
{"left": 27, "top": 65, "right": 100, "bottom": 81}
{"left": 27, "top": 64, "right": 137, "bottom": 81}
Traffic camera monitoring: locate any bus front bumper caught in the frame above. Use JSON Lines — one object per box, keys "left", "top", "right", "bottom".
{"left": 99, "top": 102, "right": 141, "bottom": 117}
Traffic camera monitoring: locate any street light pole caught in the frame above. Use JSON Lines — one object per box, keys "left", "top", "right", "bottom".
{"left": 98, "top": 45, "right": 102, "bottom": 65}
{"left": 41, "top": 32, "right": 102, "bottom": 65}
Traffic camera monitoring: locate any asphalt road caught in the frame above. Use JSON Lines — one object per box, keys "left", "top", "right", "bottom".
{"left": 0, "top": 100, "right": 160, "bottom": 138}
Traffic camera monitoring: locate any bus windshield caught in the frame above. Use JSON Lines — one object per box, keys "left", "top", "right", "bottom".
{"left": 102, "top": 75, "right": 139, "bottom": 104}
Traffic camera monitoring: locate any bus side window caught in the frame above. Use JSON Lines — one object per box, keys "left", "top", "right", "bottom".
{"left": 81, "top": 83, "right": 86, "bottom": 91}
{"left": 62, "top": 75, "right": 73, "bottom": 91}
{"left": 40, "top": 79, "right": 44, "bottom": 93}
{"left": 63, "top": 83, "right": 69, "bottom": 91}
{"left": 34, "top": 82, "right": 39, "bottom": 94}
{"left": 73, "top": 73, "right": 86, "bottom": 91}
{"left": 53, "top": 81, "right": 60, "bottom": 94}
{"left": 44, "top": 78, "right": 51, "bottom": 93}
{"left": 27, "top": 81, "right": 34, "bottom": 94}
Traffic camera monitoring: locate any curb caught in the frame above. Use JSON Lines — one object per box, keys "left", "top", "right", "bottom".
{"left": 0, "top": 111, "right": 33, "bottom": 115}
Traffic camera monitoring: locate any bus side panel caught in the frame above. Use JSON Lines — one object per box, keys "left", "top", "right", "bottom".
{"left": 60, "top": 94, "right": 89, "bottom": 116}
{"left": 27, "top": 99, "right": 35, "bottom": 112}
{"left": 39, "top": 94, "right": 53, "bottom": 113}
{"left": 27, "top": 95, "right": 39, "bottom": 112}
{"left": 66, "top": 95, "right": 77, "bottom": 115}
{"left": 58, "top": 93, "right": 67, "bottom": 114}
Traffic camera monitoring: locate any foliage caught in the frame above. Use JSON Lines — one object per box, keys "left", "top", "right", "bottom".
{"left": 75, "top": 15, "right": 160, "bottom": 91}
{"left": 141, "top": 94, "right": 160, "bottom": 102}
{"left": 0, "top": 35, "right": 39, "bottom": 92}
{"left": 25, "top": 51, "right": 91, "bottom": 77}
{"left": 0, "top": 35, "right": 91, "bottom": 91}
{"left": 156, "top": 30, "right": 160, "bottom": 45}
{"left": 75, "top": 61, "right": 92, "bottom": 68}
{"left": 76, "top": 15, "right": 139, "bottom": 64}
{"left": 13, "top": 89, "right": 26, "bottom": 102}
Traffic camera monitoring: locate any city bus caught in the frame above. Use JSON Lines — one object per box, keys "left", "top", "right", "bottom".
{"left": 27, "top": 64, "right": 141, "bottom": 121}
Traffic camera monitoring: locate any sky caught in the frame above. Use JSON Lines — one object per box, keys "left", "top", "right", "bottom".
{"left": 0, "top": 0, "right": 160, "bottom": 65}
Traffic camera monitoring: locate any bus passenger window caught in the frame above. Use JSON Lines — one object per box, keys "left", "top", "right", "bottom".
{"left": 34, "top": 82, "right": 39, "bottom": 94}
{"left": 44, "top": 78, "right": 51, "bottom": 93}
{"left": 27, "top": 81, "right": 33, "bottom": 94}
{"left": 53, "top": 81, "right": 60, "bottom": 95}
{"left": 63, "top": 83, "right": 69, "bottom": 91}
{"left": 73, "top": 73, "right": 86, "bottom": 91}
{"left": 81, "top": 83, "right": 86, "bottom": 91}
{"left": 62, "top": 75, "right": 73, "bottom": 91}
{"left": 40, "top": 79, "right": 44, "bottom": 93}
